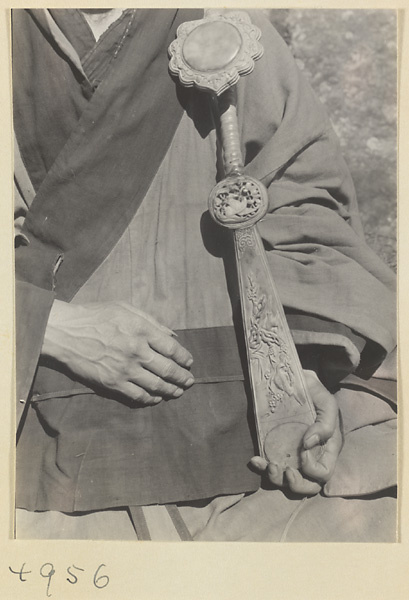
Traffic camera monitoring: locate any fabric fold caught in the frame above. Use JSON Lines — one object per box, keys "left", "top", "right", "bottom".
{"left": 14, "top": 9, "right": 397, "bottom": 512}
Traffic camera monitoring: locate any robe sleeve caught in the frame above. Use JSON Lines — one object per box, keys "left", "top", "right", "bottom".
{"left": 15, "top": 280, "right": 55, "bottom": 425}
{"left": 14, "top": 133, "right": 56, "bottom": 424}
{"left": 236, "top": 11, "right": 396, "bottom": 384}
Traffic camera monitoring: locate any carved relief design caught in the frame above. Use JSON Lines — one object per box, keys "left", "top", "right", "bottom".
{"left": 246, "top": 274, "right": 303, "bottom": 414}
{"left": 168, "top": 11, "right": 263, "bottom": 96}
{"left": 236, "top": 228, "right": 256, "bottom": 255}
{"left": 209, "top": 175, "right": 268, "bottom": 229}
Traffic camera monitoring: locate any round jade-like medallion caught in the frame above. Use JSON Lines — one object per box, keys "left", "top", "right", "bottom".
{"left": 182, "top": 21, "right": 242, "bottom": 73}
{"left": 209, "top": 174, "right": 269, "bottom": 229}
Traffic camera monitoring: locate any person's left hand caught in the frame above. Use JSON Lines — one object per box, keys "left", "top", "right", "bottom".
{"left": 250, "top": 370, "right": 344, "bottom": 496}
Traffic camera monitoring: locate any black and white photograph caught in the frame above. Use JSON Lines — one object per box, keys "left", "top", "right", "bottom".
{"left": 12, "top": 7, "right": 397, "bottom": 546}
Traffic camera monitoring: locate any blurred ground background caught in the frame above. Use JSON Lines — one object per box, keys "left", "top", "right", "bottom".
{"left": 269, "top": 9, "right": 397, "bottom": 271}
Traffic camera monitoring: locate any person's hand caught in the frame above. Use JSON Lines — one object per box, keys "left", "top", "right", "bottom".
{"left": 41, "top": 300, "right": 194, "bottom": 406}
{"left": 250, "top": 370, "right": 343, "bottom": 495}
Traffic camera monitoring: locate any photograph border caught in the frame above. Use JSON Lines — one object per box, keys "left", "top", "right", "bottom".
{"left": 1, "top": 1, "right": 407, "bottom": 599}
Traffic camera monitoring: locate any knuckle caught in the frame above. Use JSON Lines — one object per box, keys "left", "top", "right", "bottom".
{"left": 162, "top": 361, "right": 177, "bottom": 379}
{"left": 166, "top": 338, "right": 180, "bottom": 356}
{"left": 149, "top": 376, "right": 162, "bottom": 393}
{"left": 123, "top": 338, "right": 138, "bottom": 357}
{"left": 137, "top": 319, "right": 150, "bottom": 336}
{"left": 119, "top": 357, "right": 132, "bottom": 373}
{"left": 320, "top": 424, "right": 334, "bottom": 441}
{"left": 104, "top": 373, "right": 120, "bottom": 389}
{"left": 137, "top": 344, "right": 154, "bottom": 363}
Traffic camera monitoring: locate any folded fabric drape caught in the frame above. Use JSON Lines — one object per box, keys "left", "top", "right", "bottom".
{"left": 14, "top": 9, "right": 396, "bottom": 513}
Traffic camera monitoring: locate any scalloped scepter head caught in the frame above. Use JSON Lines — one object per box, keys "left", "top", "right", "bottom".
{"left": 168, "top": 10, "right": 263, "bottom": 96}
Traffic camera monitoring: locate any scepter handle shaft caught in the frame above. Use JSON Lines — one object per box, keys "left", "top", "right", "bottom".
{"left": 218, "top": 87, "right": 243, "bottom": 174}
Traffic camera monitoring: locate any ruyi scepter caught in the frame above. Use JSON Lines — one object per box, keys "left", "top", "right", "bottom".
{"left": 169, "top": 10, "right": 320, "bottom": 484}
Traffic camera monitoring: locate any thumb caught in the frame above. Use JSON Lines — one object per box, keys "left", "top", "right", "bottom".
{"left": 302, "top": 371, "right": 338, "bottom": 449}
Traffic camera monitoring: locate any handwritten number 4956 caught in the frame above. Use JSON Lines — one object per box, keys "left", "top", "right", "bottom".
{"left": 9, "top": 562, "right": 109, "bottom": 596}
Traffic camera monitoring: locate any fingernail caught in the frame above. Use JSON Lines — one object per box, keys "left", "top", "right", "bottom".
{"left": 250, "top": 456, "right": 267, "bottom": 470}
{"left": 186, "top": 357, "right": 193, "bottom": 367}
{"left": 304, "top": 434, "right": 320, "bottom": 449}
{"left": 186, "top": 377, "right": 195, "bottom": 387}
{"left": 173, "top": 388, "right": 184, "bottom": 397}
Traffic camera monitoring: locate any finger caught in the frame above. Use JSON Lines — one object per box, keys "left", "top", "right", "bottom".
{"left": 141, "top": 351, "right": 194, "bottom": 388}
{"left": 148, "top": 330, "right": 193, "bottom": 368}
{"left": 304, "top": 404, "right": 338, "bottom": 447}
{"left": 266, "top": 462, "right": 285, "bottom": 487}
{"left": 301, "top": 430, "right": 343, "bottom": 482}
{"left": 285, "top": 467, "right": 321, "bottom": 496}
{"left": 303, "top": 385, "right": 338, "bottom": 449}
{"left": 249, "top": 458, "right": 287, "bottom": 487}
{"left": 128, "top": 369, "right": 186, "bottom": 399}
{"left": 125, "top": 305, "right": 177, "bottom": 337}
{"left": 249, "top": 456, "right": 269, "bottom": 472}
{"left": 117, "top": 381, "right": 162, "bottom": 406}
{"left": 300, "top": 449, "right": 333, "bottom": 482}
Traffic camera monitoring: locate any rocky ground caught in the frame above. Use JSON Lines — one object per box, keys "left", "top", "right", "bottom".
{"left": 269, "top": 9, "right": 397, "bottom": 271}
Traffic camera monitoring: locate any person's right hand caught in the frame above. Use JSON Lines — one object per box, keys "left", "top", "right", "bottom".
{"left": 41, "top": 300, "right": 194, "bottom": 406}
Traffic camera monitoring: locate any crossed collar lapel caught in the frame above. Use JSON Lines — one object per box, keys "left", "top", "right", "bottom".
{"left": 16, "top": 9, "right": 204, "bottom": 300}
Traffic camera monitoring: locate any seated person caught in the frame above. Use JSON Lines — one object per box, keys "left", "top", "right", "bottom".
{"left": 13, "top": 8, "right": 397, "bottom": 541}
